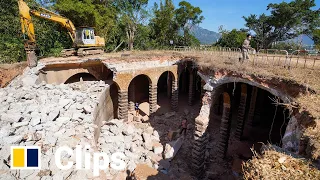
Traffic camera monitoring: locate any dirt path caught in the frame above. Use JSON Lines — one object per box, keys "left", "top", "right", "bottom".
{"left": 0, "top": 62, "right": 27, "bottom": 87}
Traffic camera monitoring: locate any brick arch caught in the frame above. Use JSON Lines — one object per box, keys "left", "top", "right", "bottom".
{"left": 157, "top": 71, "right": 175, "bottom": 90}
{"left": 64, "top": 72, "right": 97, "bottom": 84}
{"left": 115, "top": 73, "right": 153, "bottom": 91}
{"left": 128, "top": 74, "right": 151, "bottom": 114}
{"left": 191, "top": 79, "right": 293, "bottom": 176}
{"left": 39, "top": 68, "right": 100, "bottom": 84}
{"left": 211, "top": 77, "right": 292, "bottom": 103}
{"left": 131, "top": 73, "right": 152, "bottom": 85}
{"left": 156, "top": 70, "right": 176, "bottom": 82}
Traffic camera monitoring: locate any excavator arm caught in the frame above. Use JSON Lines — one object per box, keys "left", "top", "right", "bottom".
{"left": 30, "top": 7, "right": 76, "bottom": 42}
{"left": 18, "top": 0, "right": 36, "bottom": 44}
{"left": 18, "top": 0, "right": 76, "bottom": 43}
{"left": 18, "top": 0, "right": 105, "bottom": 67}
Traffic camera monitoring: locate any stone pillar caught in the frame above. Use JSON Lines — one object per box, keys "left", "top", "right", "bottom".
{"left": 243, "top": 87, "right": 258, "bottom": 137}
{"left": 217, "top": 93, "right": 231, "bottom": 159}
{"left": 192, "top": 91, "right": 211, "bottom": 177}
{"left": 171, "top": 80, "right": 179, "bottom": 111}
{"left": 235, "top": 84, "right": 247, "bottom": 140}
{"left": 118, "top": 90, "right": 128, "bottom": 121}
{"left": 128, "top": 82, "right": 135, "bottom": 112}
{"left": 188, "top": 70, "right": 195, "bottom": 106}
{"left": 149, "top": 84, "right": 157, "bottom": 115}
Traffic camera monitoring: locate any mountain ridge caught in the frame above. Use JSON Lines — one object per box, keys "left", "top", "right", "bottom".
{"left": 189, "top": 25, "right": 221, "bottom": 45}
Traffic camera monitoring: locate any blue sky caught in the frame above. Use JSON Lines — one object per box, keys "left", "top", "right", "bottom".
{"left": 148, "top": 0, "right": 320, "bottom": 32}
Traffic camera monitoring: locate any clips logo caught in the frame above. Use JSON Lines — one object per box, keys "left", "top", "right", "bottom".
{"left": 11, "top": 146, "right": 41, "bottom": 169}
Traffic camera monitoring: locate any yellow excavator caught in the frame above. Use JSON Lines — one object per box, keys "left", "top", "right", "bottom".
{"left": 18, "top": 0, "right": 105, "bottom": 67}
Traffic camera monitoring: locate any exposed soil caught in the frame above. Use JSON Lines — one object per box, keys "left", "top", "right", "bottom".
{"left": 0, "top": 62, "right": 27, "bottom": 87}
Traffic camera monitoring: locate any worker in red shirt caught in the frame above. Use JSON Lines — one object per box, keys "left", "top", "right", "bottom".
{"left": 179, "top": 118, "right": 187, "bottom": 137}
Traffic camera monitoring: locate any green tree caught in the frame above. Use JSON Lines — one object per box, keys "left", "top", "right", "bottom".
{"left": 114, "top": 0, "right": 149, "bottom": 50}
{"left": 149, "top": 0, "right": 179, "bottom": 48}
{"left": 175, "top": 1, "right": 204, "bottom": 46}
{"left": 243, "top": 0, "right": 320, "bottom": 49}
{"left": 216, "top": 29, "right": 247, "bottom": 48}
{"left": 55, "top": 0, "right": 118, "bottom": 51}
{"left": 0, "top": 0, "right": 25, "bottom": 63}
{"left": 311, "top": 29, "right": 320, "bottom": 49}
{"left": 134, "top": 24, "right": 155, "bottom": 50}
{"left": 0, "top": 0, "right": 71, "bottom": 63}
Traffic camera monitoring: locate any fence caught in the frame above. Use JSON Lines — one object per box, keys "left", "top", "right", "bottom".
{"left": 173, "top": 46, "right": 320, "bottom": 70}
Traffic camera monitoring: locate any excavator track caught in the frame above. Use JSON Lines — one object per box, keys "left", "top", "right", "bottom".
{"left": 61, "top": 48, "right": 77, "bottom": 57}
{"left": 77, "top": 47, "right": 104, "bottom": 57}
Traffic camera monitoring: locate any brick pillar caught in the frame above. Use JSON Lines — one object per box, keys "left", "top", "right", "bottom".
{"left": 217, "top": 92, "right": 231, "bottom": 159}
{"left": 192, "top": 91, "right": 211, "bottom": 177}
{"left": 181, "top": 71, "right": 187, "bottom": 93}
{"left": 167, "top": 73, "right": 172, "bottom": 98}
{"left": 128, "top": 82, "right": 135, "bottom": 112}
{"left": 171, "top": 80, "right": 179, "bottom": 111}
{"left": 149, "top": 84, "right": 157, "bottom": 115}
{"left": 199, "top": 80, "right": 206, "bottom": 110}
{"left": 235, "top": 84, "right": 247, "bottom": 140}
{"left": 188, "top": 70, "right": 195, "bottom": 106}
{"left": 243, "top": 87, "right": 258, "bottom": 137}
{"left": 118, "top": 90, "right": 128, "bottom": 121}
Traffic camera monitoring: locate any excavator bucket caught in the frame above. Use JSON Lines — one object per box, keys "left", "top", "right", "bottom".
{"left": 26, "top": 49, "right": 37, "bottom": 67}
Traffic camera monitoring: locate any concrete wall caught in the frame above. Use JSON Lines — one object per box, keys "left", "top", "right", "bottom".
{"left": 38, "top": 62, "right": 112, "bottom": 84}
{"left": 282, "top": 116, "right": 302, "bottom": 153}
{"left": 93, "top": 83, "right": 117, "bottom": 144}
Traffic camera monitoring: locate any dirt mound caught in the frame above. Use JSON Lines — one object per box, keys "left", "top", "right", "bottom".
{"left": 0, "top": 62, "right": 26, "bottom": 87}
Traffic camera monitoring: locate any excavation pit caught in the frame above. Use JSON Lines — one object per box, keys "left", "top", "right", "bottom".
{"left": 0, "top": 50, "right": 319, "bottom": 179}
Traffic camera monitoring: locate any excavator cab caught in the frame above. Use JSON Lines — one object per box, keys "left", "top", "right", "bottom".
{"left": 75, "top": 27, "right": 104, "bottom": 47}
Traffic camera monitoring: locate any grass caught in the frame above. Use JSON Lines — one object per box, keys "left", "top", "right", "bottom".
{"left": 243, "top": 145, "right": 320, "bottom": 179}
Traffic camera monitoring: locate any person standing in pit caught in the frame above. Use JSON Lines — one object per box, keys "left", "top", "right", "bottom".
{"left": 135, "top": 102, "right": 139, "bottom": 116}
{"left": 179, "top": 118, "right": 187, "bottom": 137}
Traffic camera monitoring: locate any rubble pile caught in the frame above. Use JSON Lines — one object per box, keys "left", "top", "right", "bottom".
{"left": 0, "top": 69, "right": 108, "bottom": 179}
{"left": 0, "top": 68, "right": 191, "bottom": 179}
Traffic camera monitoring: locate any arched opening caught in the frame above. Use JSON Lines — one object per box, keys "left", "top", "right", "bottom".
{"left": 179, "top": 68, "right": 190, "bottom": 96}
{"left": 65, "top": 73, "right": 97, "bottom": 84}
{"left": 206, "top": 83, "right": 291, "bottom": 178}
{"left": 128, "top": 74, "right": 151, "bottom": 117}
{"left": 157, "top": 71, "right": 174, "bottom": 113}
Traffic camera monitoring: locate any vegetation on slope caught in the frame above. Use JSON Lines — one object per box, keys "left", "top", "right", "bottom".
{"left": 243, "top": 145, "right": 320, "bottom": 179}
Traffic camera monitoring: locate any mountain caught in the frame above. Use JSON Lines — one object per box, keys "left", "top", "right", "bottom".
{"left": 292, "top": 34, "right": 314, "bottom": 45}
{"left": 189, "top": 26, "right": 221, "bottom": 45}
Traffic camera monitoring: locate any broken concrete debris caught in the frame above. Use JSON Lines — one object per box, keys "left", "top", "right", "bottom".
{"left": 0, "top": 67, "right": 195, "bottom": 179}
{"left": 163, "top": 137, "right": 184, "bottom": 161}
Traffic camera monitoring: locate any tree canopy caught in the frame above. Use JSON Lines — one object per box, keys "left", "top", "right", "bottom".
{"left": 1, "top": 0, "right": 319, "bottom": 63}
{"left": 243, "top": 0, "right": 320, "bottom": 49}
{"left": 215, "top": 28, "right": 247, "bottom": 48}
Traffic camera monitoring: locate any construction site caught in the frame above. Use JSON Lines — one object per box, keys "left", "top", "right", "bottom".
{"left": 0, "top": 48, "right": 319, "bottom": 179}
